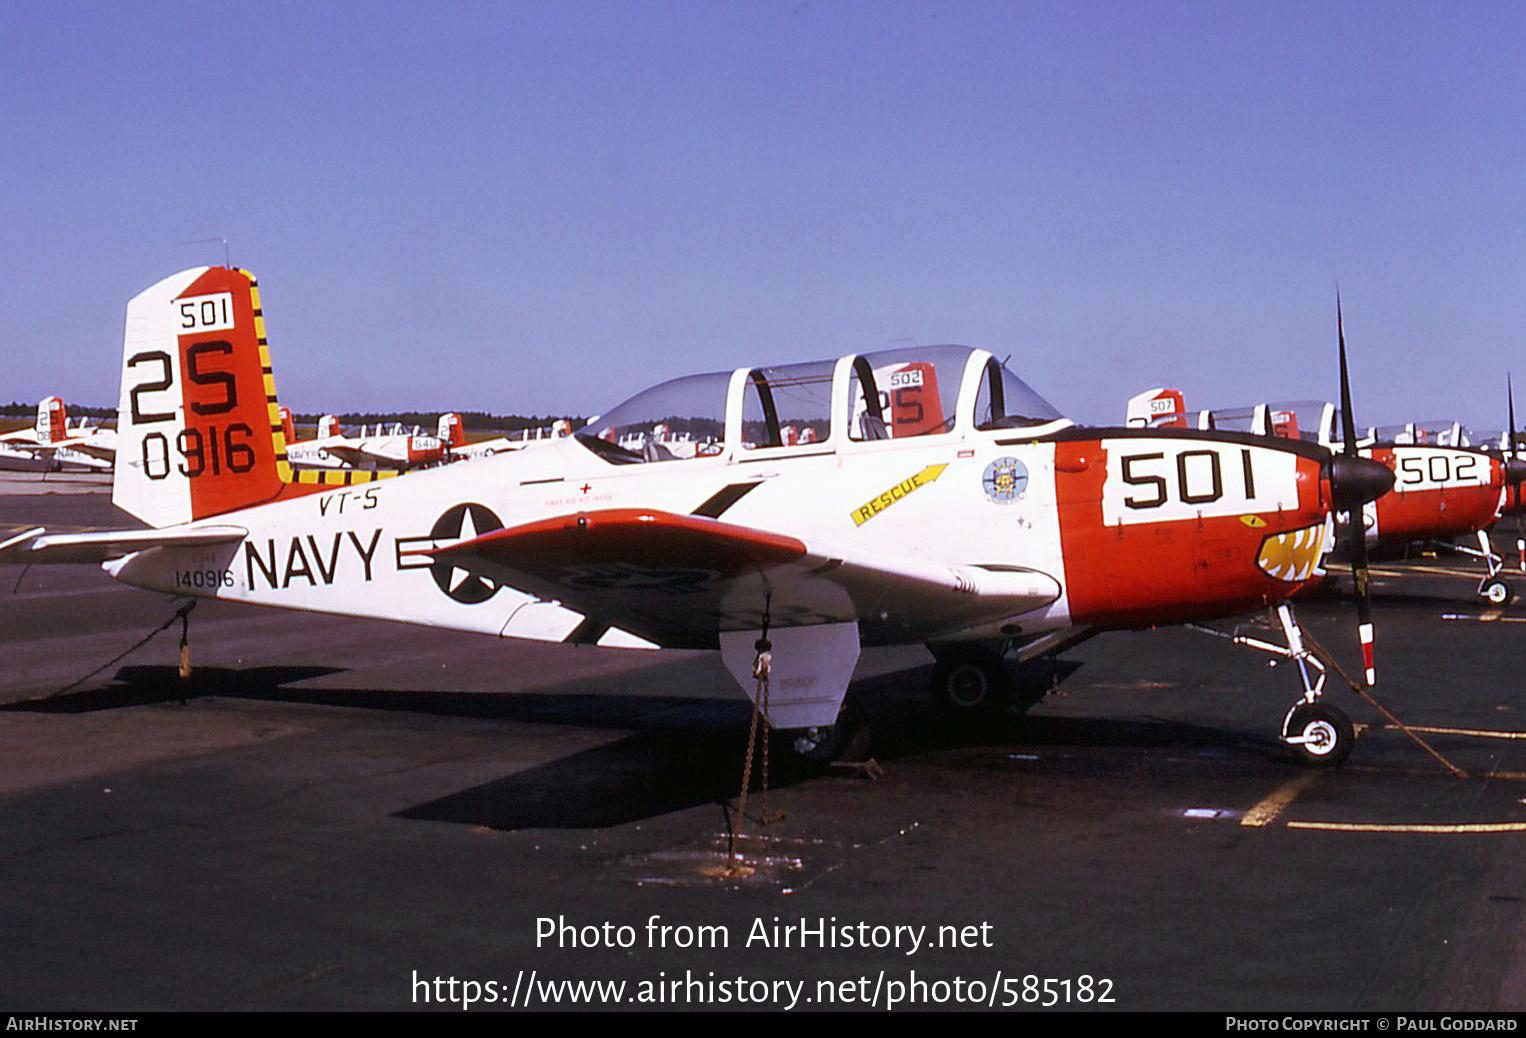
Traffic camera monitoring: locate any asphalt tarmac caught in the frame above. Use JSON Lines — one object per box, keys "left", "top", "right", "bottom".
{"left": 3, "top": 474, "right": 1525, "bottom": 1012}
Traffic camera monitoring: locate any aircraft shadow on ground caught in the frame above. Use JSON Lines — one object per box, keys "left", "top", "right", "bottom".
{"left": 396, "top": 728, "right": 769, "bottom": 829}
{"left": 395, "top": 658, "right": 1276, "bottom": 831}
{"left": 396, "top": 716, "right": 1271, "bottom": 831}
{"left": 1, "top": 665, "right": 346, "bottom": 713}
{"left": 4, "top": 657, "right": 1275, "bottom": 829}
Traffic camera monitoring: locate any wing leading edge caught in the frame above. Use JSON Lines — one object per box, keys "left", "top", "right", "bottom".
{"left": 0, "top": 525, "right": 247, "bottom": 564}
{"left": 429, "top": 508, "right": 1061, "bottom": 649}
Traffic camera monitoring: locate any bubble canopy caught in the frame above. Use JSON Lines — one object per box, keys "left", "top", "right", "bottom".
{"left": 576, "top": 345, "right": 1068, "bottom": 464}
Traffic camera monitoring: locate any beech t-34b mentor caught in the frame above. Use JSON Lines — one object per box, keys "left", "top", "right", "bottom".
{"left": 0, "top": 266, "right": 1396, "bottom": 765}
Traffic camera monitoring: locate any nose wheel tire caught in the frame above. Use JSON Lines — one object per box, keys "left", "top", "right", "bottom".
{"left": 1481, "top": 578, "right": 1514, "bottom": 606}
{"left": 1284, "top": 702, "right": 1354, "bottom": 767}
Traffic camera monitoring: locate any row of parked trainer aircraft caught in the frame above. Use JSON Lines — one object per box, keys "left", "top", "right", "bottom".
{"left": 1125, "top": 387, "right": 1526, "bottom": 605}
{"left": 0, "top": 397, "right": 575, "bottom": 475}
{"left": 1, "top": 266, "right": 1520, "bottom": 771}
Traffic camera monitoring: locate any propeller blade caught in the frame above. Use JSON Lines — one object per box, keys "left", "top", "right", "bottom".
{"left": 1512, "top": 374, "right": 1524, "bottom": 573}
{"left": 1337, "top": 292, "right": 1357, "bottom": 456}
{"left": 1509, "top": 373, "right": 1516, "bottom": 458}
{"left": 1337, "top": 292, "right": 1375, "bottom": 686}
{"left": 1349, "top": 508, "right": 1375, "bottom": 686}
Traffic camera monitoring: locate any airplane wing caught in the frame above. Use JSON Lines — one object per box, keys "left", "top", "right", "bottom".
{"left": 312, "top": 445, "right": 413, "bottom": 471}
{"left": 0, "top": 525, "right": 247, "bottom": 564}
{"left": 56, "top": 439, "right": 116, "bottom": 462}
{"left": 2, "top": 440, "right": 114, "bottom": 468}
{"left": 2, "top": 440, "right": 53, "bottom": 457}
{"left": 429, "top": 508, "right": 1061, "bottom": 649}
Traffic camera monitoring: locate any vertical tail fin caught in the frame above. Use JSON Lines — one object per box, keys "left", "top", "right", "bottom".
{"left": 36, "top": 396, "right": 66, "bottom": 444}
{"left": 438, "top": 412, "right": 465, "bottom": 447}
{"left": 1269, "top": 408, "right": 1301, "bottom": 440}
{"left": 114, "top": 267, "right": 388, "bottom": 528}
{"left": 886, "top": 361, "right": 943, "bottom": 437}
{"left": 317, "top": 414, "right": 340, "bottom": 439}
{"left": 1125, "top": 388, "right": 1188, "bottom": 429}
{"left": 279, "top": 406, "right": 296, "bottom": 443}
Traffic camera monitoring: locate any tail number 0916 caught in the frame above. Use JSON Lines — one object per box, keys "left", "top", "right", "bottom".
{"left": 142, "top": 423, "right": 256, "bottom": 481}
{"left": 130, "top": 340, "right": 254, "bottom": 480}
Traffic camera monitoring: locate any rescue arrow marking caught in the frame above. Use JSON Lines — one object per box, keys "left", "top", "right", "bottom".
{"left": 849, "top": 464, "right": 948, "bottom": 527}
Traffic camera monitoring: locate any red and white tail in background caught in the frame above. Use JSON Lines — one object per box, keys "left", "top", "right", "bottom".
{"left": 279, "top": 406, "right": 297, "bottom": 443}
{"left": 438, "top": 412, "right": 466, "bottom": 448}
{"left": 886, "top": 361, "right": 943, "bottom": 438}
{"left": 113, "top": 267, "right": 383, "bottom": 529}
{"left": 317, "top": 414, "right": 341, "bottom": 438}
{"left": 1125, "top": 387, "right": 1188, "bottom": 428}
{"left": 36, "top": 396, "right": 67, "bottom": 444}
{"left": 1268, "top": 408, "right": 1300, "bottom": 440}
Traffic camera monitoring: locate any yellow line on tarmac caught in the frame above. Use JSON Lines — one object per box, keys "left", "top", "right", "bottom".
{"left": 1240, "top": 771, "right": 1323, "bottom": 828}
{"left": 1396, "top": 724, "right": 1526, "bottom": 740}
{"left": 1366, "top": 564, "right": 1479, "bottom": 578}
{"left": 1287, "top": 821, "right": 1526, "bottom": 834}
{"left": 1341, "top": 765, "right": 1526, "bottom": 781}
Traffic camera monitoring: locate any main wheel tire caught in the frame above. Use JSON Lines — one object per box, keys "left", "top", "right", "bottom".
{"left": 929, "top": 646, "right": 1012, "bottom": 716}
{"left": 1481, "top": 578, "right": 1514, "bottom": 606}
{"left": 1285, "top": 702, "right": 1354, "bottom": 767}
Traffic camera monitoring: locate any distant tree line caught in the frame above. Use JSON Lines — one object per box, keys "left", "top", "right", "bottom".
{"left": 0, "top": 402, "right": 116, "bottom": 419}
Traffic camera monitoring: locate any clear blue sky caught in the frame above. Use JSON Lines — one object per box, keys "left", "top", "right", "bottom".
{"left": 3, "top": 1, "right": 1523, "bottom": 428}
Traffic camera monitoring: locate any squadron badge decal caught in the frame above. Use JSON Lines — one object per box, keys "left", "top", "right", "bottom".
{"left": 982, "top": 457, "right": 1028, "bottom": 504}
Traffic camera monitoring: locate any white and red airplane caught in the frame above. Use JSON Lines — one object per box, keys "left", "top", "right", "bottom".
{"left": 434, "top": 412, "right": 545, "bottom": 462}
{"left": 1353, "top": 418, "right": 1525, "bottom": 603}
{"left": 1132, "top": 392, "right": 1526, "bottom": 604}
{"left": 0, "top": 267, "right": 1397, "bottom": 765}
{"left": 283, "top": 411, "right": 452, "bottom": 472}
{"left": 0, "top": 396, "right": 115, "bottom": 472}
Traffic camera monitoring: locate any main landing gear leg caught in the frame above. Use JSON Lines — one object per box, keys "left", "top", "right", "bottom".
{"left": 1189, "top": 605, "right": 1354, "bottom": 767}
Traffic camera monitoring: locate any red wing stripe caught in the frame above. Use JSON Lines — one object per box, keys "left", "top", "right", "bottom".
{"left": 432, "top": 508, "right": 808, "bottom": 575}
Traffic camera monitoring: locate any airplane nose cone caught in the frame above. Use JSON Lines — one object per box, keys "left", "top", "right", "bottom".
{"left": 1505, "top": 457, "right": 1526, "bottom": 486}
{"left": 1330, "top": 455, "right": 1395, "bottom": 510}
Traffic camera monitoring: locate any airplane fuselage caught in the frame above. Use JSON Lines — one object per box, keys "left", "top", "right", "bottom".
{"left": 110, "top": 424, "right": 1332, "bottom": 649}
{"left": 1359, "top": 444, "right": 1506, "bottom": 545}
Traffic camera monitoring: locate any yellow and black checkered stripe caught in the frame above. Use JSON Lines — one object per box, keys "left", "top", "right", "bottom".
{"left": 242, "top": 270, "right": 395, "bottom": 488}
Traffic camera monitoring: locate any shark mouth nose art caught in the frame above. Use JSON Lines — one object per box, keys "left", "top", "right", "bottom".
{"left": 1256, "top": 522, "right": 1330, "bottom": 583}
